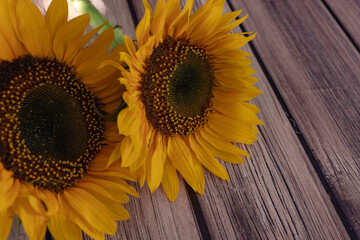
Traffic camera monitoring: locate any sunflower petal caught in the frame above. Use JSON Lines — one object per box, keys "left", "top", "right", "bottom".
{"left": 37, "top": 189, "right": 59, "bottom": 216}
{"left": 48, "top": 207, "right": 82, "bottom": 240}
{"left": 12, "top": 197, "right": 47, "bottom": 240}
{"left": 107, "top": 143, "right": 122, "bottom": 167}
{"left": 0, "top": 0, "right": 25, "bottom": 58}
{"left": 16, "top": 0, "right": 50, "bottom": 57}
{"left": 45, "top": 0, "right": 68, "bottom": 58}
{"left": 136, "top": 1, "right": 152, "bottom": 47}
{"left": 0, "top": 176, "right": 20, "bottom": 212}
{"left": 0, "top": 209, "right": 13, "bottom": 240}
{"left": 198, "top": 128, "right": 249, "bottom": 164}
{"left": 161, "top": 160, "right": 179, "bottom": 202}
{"left": 189, "top": 134, "right": 229, "bottom": 180}
{"left": 53, "top": 14, "right": 90, "bottom": 61}
{"left": 151, "top": 0, "right": 167, "bottom": 44}
{"left": 64, "top": 188, "right": 117, "bottom": 234}
{"left": 0, "top": 32, "right": 15, "bottom": 60}
{"left": 58, "top": 195, "right": 104, "bottom": 240}
{"left": 208, "top": 113, "right": 258, "bottom": 144}
{"left": 148, "top": 134, "right": 166, "bottom": 192}
{"left": 45, "top": 0, "right": 68, "bottom": 36}
{"left": 168, "top": 136, "right": 204, "bottom": 193}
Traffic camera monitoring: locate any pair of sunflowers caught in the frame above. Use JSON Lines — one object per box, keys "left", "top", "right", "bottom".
{"left": 0, "top": 0, "right": 263, "bottom": 239}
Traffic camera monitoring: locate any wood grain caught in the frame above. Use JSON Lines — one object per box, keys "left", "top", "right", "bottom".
{"left": 100, "top": 182, "right": 201, "bottom": 240}
{"left": 8, "top": 217, "right": 30, "bottom": 240}
{"left": 229, "top": 0, "right": 360, "bottom": 237}
{"left": 131, "top": 0, "right": 351, "bottom": 239}
{"left": 323, "top": 0, "right": 360, "bottom": 49}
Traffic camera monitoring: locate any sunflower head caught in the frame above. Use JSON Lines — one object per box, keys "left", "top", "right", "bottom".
{"left": 114, "top": 0, "right": 263, "bottom": 201}
{"left": 0, "top": 0, "right": 138, "bottom": 239}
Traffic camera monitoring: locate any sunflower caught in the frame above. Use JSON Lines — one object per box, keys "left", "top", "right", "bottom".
{"left": 110, "top": 0, "right": 263, "bottom": 201}
{"left": 0, "top": 0, "right": 138, "bottom": 239}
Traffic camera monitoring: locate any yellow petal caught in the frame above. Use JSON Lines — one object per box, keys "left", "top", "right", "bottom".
{"left": 53, "top": 14, "right": 90, "bottom": 61}
{"left": 209, "top": 33, "right": 257, "bottom": 51}
{"left": 189, "top": 150, "right": 205, "bottom": 195}
{"left": 78, "top": 181, "right": 129, "bottom": 203}
{"left": 213, "top": 99, "right": 263, "bottom": 125}
{"left": 73, "top": 27, "right": 113, "bottom": 67}
{"left": 16, "top": 0, "right": 50, "bottom": 57}
{"left": 45, "top": 0, "right": 68, "bottom": 58}
{"left": 0, "top": 209, "right": 13, "bottom": 240}
{"left": 168, "top": 136, "right": 204, "bottom": 193}
{"left": 77, "top": 182, "right": 122, "bottom": 203}
{"left": 37, "top": 189, "right": 59, "bottom": 216}
{"left": 107, "top": 143, "right": 122, "bottom": 167}
{"left": 89, "top": 164, "right": 137, "bottom": 182}
{"left": 188, "top": 0, "right": 210, "bottom": 25}
{"left": 207, "top": 113, "right": 258, "bottom": 144}
{"left": 204, "top": 15, "right": 248, "bottom": 45}
{"left": 120, "top": 136, "right": 140, "bottom": 167}
{"left": 187, "top": 2, "right": 223, "bottom": 42}
{"left": 189, "top": 134, "right": 229, "bottom": 180}
{"left": 0, "top": 32, "right": 15, "bottom": 60}
{"left": 12, "top": 197, "right": 47, "bottom": 240}
{"left": 197, "top": 128, "right": 249, "bottom": 164}
{"left": 58, "top": 195, "right": 104, "bottom": 240}
{"left": 78, "top": 185, "right": 130, "bottom": 221}
{"left": 0, "top": 176, "right": 20, "bottom": 212}
{"left": 28, "top": 194, "right": 46, "bottom": 215}
{"left": 84, "top": 174, "right": 138, "bottom": 197}
{"left": 124, "top": 35, "right": 137, "bottom": 58}
{"left": 151, "top": 0, "right": 166, "bottom": 45}
{"left": 64, "top": 188, "right": 117, "bottom": 234}
{"left": 161, "top": 160, "right": 179, "bottom": 202}
{"left": 0, "top": 0, "right": 25, "bottom": 58}
{"left": 213, "top": 84, "right": 262, "bottom": 101}
{"left": 164, "top": 0, "right": 180, "bottom": 33}
{"left": 72, "top": 21, "right": 109, "bottom": 66}
{"left": 45, "top": 0, "right": 68, "bottom": 36}
{"left": 117, "top": 108, "right": 139, "bottom": 135}
{"left": 169, "top": 8, "right": 190, "bottom": 38}
{"left": 136, "top": 1, "right": 152, "bottom": 47}
{"left": 48, "top": 207, "right": 82, "bottom": 240}
{"left": 148, "top": 134, "right": 166, "bottom": 193}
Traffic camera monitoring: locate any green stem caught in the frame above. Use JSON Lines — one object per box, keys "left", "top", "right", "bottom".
{"left": 71, "top": 0, "right": 124, "bottom": 49}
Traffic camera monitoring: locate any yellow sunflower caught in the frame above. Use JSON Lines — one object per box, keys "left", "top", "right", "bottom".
{"left": 0, "top": 0, "right": 138, "bottom": 239}
{"left": 110, "top": 0, "right": 263, "bottom": 201}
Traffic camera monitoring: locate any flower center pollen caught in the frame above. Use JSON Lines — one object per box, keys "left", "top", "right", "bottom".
{"left": 141, "top": 37, "right": 214, "bottom": 137}
{"left": 0, "top": 56, "right": 105, "bottom": 192}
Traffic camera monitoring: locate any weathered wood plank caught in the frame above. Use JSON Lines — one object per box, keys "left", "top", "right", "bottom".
{"left": 323, "top": 0, "right": 360, "bottom": 49}
{"left": 103, "top": 182, "right": 201, "bottom": 240}
{"left": 7, "top": 1, "right": 202, "bottom": 240}
{"left": 228, "top": 0, "right": 360, "bottom": 237}
{"left": 8, "top": 217, "right": 30, "bottom": 240}
{"left": 131, "top": 0, "right": 351, "bottom": 239}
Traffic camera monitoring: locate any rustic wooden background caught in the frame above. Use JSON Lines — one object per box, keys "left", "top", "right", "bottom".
{"left": 8, "top": 0, "right": 360, "bottom": 239}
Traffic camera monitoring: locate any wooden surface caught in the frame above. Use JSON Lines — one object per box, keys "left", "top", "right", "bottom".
{"left": 9, "top": 0, "right": 360, "bottom": 239}
{"left": 323, "top": 0, "right": 360, "bottom": 50}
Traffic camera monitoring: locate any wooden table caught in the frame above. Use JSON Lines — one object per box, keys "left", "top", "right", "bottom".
{"left": 9, "top": 0, "right": 360, "bottom": 239}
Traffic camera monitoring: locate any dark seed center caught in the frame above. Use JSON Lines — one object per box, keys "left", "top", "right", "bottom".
{"left": 168, "top": 49, "right": 213, "bottom": 117}
{"left": 0, "top": 55, "right": 105, "bottom": 192}
{"left": 18, "top": 83, "right": 88, "bottom": 161}
{"left": 141, "top": 37, "right": 214, "bottom": 137}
